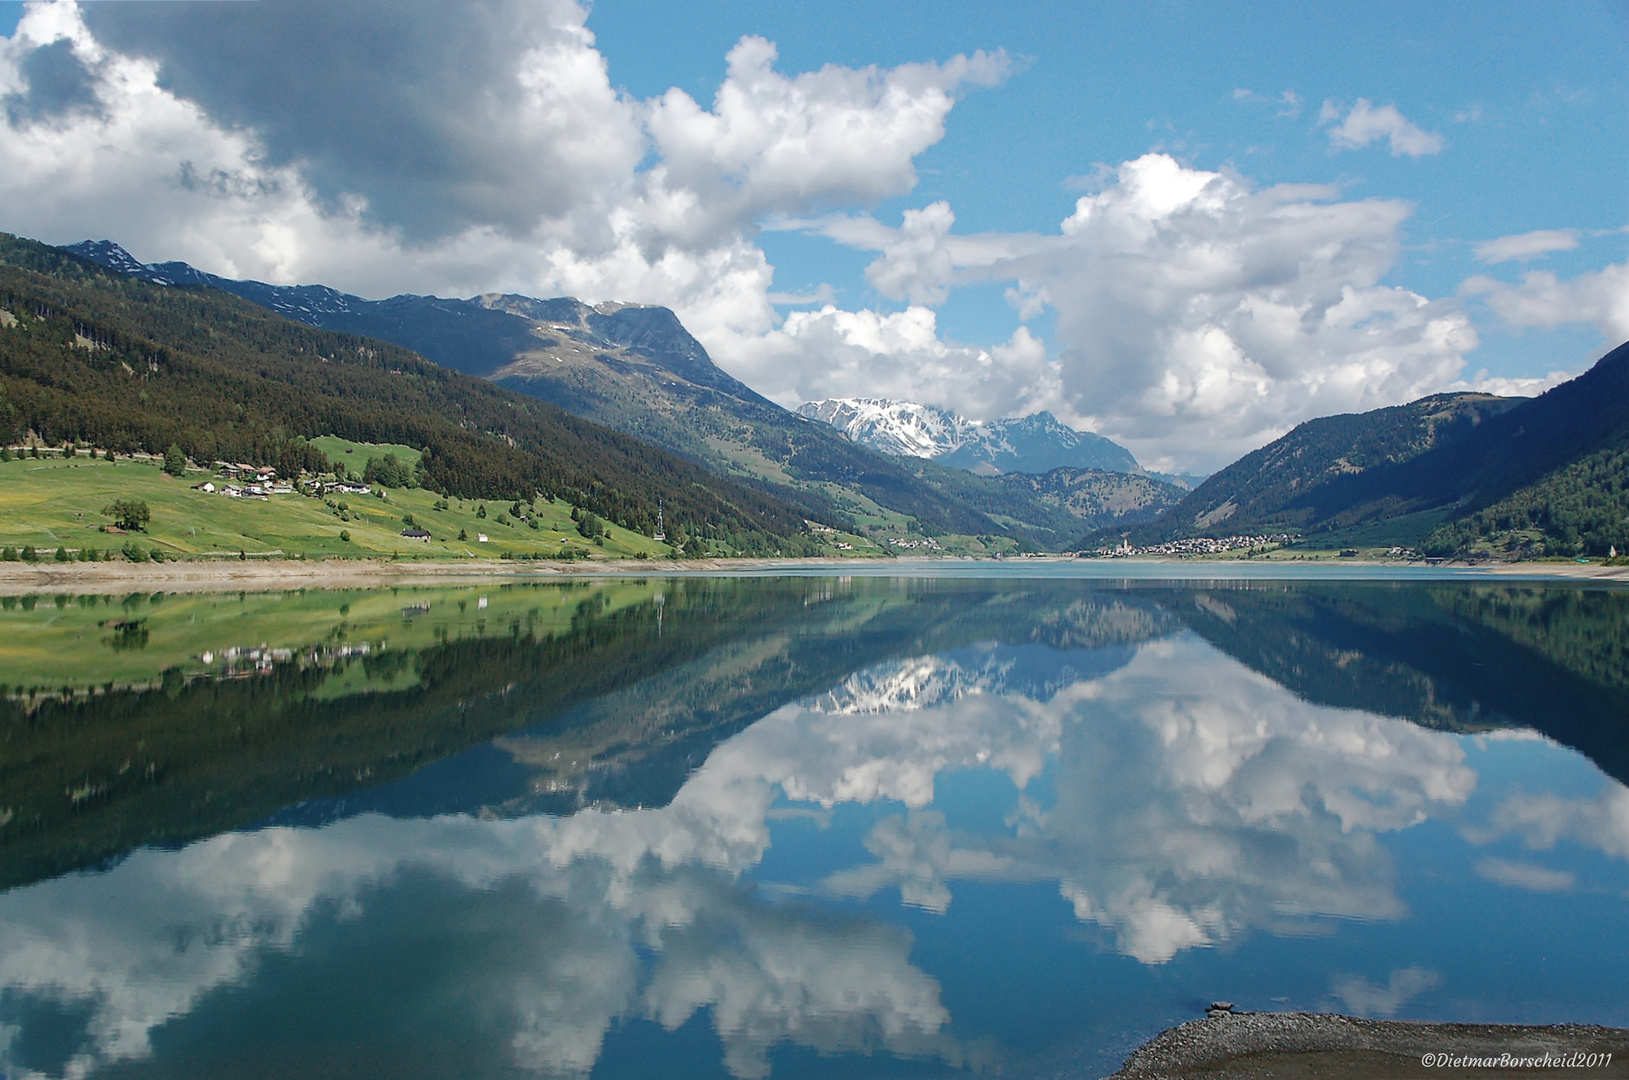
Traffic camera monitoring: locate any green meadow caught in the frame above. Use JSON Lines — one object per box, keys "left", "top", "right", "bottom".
{"left": 0, "top": 450, "right": 676, "bottom": 560}
{"left": 307, "top": 435, "right": 424, "bottom": 472}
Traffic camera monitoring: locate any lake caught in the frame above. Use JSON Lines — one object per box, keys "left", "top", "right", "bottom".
{"left": 2, "top": 570, "right": 1627, "bottom": 1078}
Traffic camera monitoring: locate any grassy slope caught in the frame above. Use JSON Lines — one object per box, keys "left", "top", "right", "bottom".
{"left": 248, "top": 286, "right": 1031, "bottom": 541}
{"left": 1304, "top": 340, "right": 1629, "bottom": 557}
{"left": 308, "top": 435, "right": 422, "bottom": 471}
{"left": 990, "top": 467, "right": 1186, "bottom": 541}
{"left": 0, "top": 452, "right": 673, "bottom": 561}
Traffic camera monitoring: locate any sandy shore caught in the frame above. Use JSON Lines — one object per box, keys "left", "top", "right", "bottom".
{"left": 1106, "top": 1010, "right": 1629, "bottom": 1079}
{"left": 0, "top": 554, "right": 1625, "bottom": 594}
{"left": 1479, "top": 561, "right": 1629, "bottom": 580}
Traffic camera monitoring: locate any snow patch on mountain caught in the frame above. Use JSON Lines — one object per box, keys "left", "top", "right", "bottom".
{"left": 65, "top": 240, "right": 368, "bottom": 323}
{"left": 794, "top": 398, "right": 976, "bottom": 458}
{"left": 797, "top": 397, "right": 1143, "bottom": 476}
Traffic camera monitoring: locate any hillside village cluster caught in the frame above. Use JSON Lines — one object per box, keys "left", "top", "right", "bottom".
{"left": 193, "top": 462, "right": 371, "bottom": 502}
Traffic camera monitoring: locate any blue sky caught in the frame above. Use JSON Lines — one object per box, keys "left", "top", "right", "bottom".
{"left": 0, "top": 1, "right": 1625, "bottom": 469}
{"left": 585, "top": 0, "right": 1629, "bottom": 373}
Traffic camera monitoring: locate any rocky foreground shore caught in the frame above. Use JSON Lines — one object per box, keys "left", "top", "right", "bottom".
{"left": 1106, "top": 1009, "right": 1629, "bottom": 1079}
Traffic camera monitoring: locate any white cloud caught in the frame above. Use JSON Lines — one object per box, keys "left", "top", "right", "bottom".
{"left": 1463, "top": 261, "right": 1629, "bottom": 344}
{"left": 0, "top": 5, "right": 1566, "bottom": 472}
{"left": 1475, "top": 857, "right": 1575, "bottom": 893}
{"left": 1004, "top": 278, "right": 1052, "bottom": 321}
{"left": 1446, "top": 369, "right": 1576, "bottom": 399}
{"left": 1474, "top": 229, "right": 1581, "bottom": 264}
{"left": 794, "top": 153, "right": 1481, "bottom": 470}
{"left": 644, "top": 37, "right": 1006, "bottom": 249}
{"left": 1320, "top": 98, "right": 1445, "bottom": 157}
{"left": 863, "top": 200, "right": 958, "bottom": 305}
{"left": 1330, "top": 966, "right": 1441, "bottom": 1017}
{"left": 1478, "top": 785, "right": 1629, "bottom": 861}
{"left": 73, "top": 0, "right": 644, "bottom": 242}
{"left": 1231, "top": 87, "right": 1302, "bottom": 119}
{"left": 0, "top": 2, "right": 999, "bottom": 347}
{"left": 766, "top": 283, "right": 835, "bottom": 305}
{"left": 724, "top": 305, "right": 1059, "bottom": 421}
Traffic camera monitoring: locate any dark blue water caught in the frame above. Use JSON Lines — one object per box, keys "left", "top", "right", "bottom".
{"left": 2, "top": 575, "right": 1627, "bottom": 1079}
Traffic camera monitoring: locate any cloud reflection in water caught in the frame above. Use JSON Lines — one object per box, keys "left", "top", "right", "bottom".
{"left": 0, "top": 633, "right": 1494, "bottom": 1078}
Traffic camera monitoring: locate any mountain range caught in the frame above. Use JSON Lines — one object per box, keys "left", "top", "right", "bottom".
{"left": 54, "top": 238, "right": 1629, "bottom": 560}
{"left": 62, "top": 239, "right": 1179, "bottom": 548}
{"left": 794, "top": 397, "right": 1145, "bottom": 477}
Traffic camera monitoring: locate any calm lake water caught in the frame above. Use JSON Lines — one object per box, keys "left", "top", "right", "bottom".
{"left": 2, "top": 571, "right": 1628, "bottom": 1079}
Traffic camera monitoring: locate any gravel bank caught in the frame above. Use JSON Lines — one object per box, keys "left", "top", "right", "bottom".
{"left": 1107, "top": 1010, "right": 1629, "bottom": 1079}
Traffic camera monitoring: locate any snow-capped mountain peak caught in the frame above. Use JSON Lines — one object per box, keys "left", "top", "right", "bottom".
{"left": 795, "top": 398, "right": 978, "bottom": 458}
{"left": 63, "top": 240, "right": 175, "bottom": 284}
{"left": 797, "top": 397, "right": 1142, "bottom": 476}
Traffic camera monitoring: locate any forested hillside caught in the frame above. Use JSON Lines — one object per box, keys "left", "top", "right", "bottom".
{"left": 994, "top": 467, "right": 1186, "bottom": 538}
{"left": 1102, "top": 338, "right": 1629, "bottom": 557}
{"left": 0, "top": 234, "right": 817, "bottom": 553}
{"left": 1108, "top": 393, "right": 1524, "bottom": 545}
{"left": 1423, "top": 440, "right": 1629, "bottom": 557}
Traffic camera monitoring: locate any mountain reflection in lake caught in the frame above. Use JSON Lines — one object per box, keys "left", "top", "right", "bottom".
{"left": 2, "top": 576, "right": 1628, "bottom": 1079}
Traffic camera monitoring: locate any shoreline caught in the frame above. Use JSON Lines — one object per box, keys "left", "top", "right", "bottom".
{"left": 0, "top": 554, "right": 1626, "bottom": 593}
{"left": 0, "top": 555, "right": 797, "bottom": 594}
{"left": 1104, "top": 1010, "right": 1629, "bottom": 1079}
